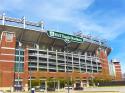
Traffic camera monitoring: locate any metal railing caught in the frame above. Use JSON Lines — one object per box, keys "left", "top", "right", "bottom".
{"left": 0, "top": 13, "right": 44, "bottom": 30}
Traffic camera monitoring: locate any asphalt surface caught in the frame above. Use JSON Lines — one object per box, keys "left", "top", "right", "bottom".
{"left": 83, "top": 86, "right": 125, "bottom": 93}
{"left": 3, "top": 86, "right": 125, "bottom": 93}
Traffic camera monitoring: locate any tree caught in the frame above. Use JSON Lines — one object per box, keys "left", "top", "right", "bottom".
{"left": 28, "top": 78, "right": 41, "bottom": 87}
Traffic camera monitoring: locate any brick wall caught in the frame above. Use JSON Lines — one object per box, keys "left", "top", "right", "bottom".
{"left": 96, "top": 49, "right": 111, "bottom": 80}
{"left": 114, "top": 62, "right": 122, "bottom": 80}
{"left": 0, "top": 31, "right": 16, "bottom": 87}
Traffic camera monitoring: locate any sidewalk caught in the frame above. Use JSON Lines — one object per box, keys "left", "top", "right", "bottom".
{"left": 4, "top": 86, "right": 125, "bottom": 93}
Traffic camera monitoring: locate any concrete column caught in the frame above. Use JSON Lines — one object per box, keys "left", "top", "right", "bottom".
{"left": 64, "top": 51, "right": 67, "bottom": 72}
{"left": 2, "top": 13, "right": 5, "bottom": 25}
{"left": 19, "top": 42, "right": 22, "bottom": 47}
{"left": 80, "top": 81, "right": 83, "bottom": 88}
{"left": 36, "top": 44, "right": 39, "bottom": 71}
{"left": 90, "top": 54, "right": 93, "bottom": 73}
{"left": 10, "top": 86, "right": 14, "bottom": 93}
{"left": 47, "top": 49, "right": 49, "bottom": 72}
{"left": 45, "top": 80, "right": 47, "bottom": 93}
{"left": 24, "top": 84, "right": 28, "bottom": 92}
{"left": 104, "top": 49, "right": 107, "bottom": 56}
{"left": 56, "top": 50, "right": 58, "bottom": 72}
{"left": 85, "top": 52, "right": 87, "bottom": 72}
{"left": 41, "top": 21, "right": 44, "bottom": 30}
{"left": 86, "top": 80, "right": 89, "bottom": 87}
{"left": 79, "top": 54, "right": 81, "bottom": 73}
{"left": 57, "top": 80, "right": 60, "bottom": 91}
{"left": 74, "top": 83, "right": 76, "bottom": 88}
{"left": 22, "top": 16, "right": 26, "bottom": 29}
{"left": 72, "top": 52, "right": 74, "bottom": 72}
{"left": 96, "top": 57, "right": 98, "bottom": 72}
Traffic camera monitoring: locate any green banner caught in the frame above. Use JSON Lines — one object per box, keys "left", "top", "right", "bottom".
{"left": 47, "top": 30, "right": 84, "bottom": 43}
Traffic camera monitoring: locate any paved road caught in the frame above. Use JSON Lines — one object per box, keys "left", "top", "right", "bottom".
{"left": 3, "top": 86, "right": 125, "bottom": 93}
{"left": 83, "top": 86, "right": 125, "bottom": 93}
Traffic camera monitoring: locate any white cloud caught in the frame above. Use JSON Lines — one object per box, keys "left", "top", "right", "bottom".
{"left": 20, "top": 0, "right": 125, "bottom": 41}
{"left": 76, "top": 15, "right": 125, "bottom": 40}
{"left": 0, "top": 0, "right": 125, "bottom": 73}
{"left": 1, "top": 0, "right": 125, "bottom": 41}
{"left": 22, "top": 0, "right": 95, "bottom": 21}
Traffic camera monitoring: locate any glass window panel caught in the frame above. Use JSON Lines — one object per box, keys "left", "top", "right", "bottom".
{"left": 14, "top": 63, "right": 24, "bottom": 72}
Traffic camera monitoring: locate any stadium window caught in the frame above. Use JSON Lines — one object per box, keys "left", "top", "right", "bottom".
{"left": 15, "top": 56, "right": 19, "bottom": 61}
{"left": 16, "top": 51, "right": 19, "bottom": 55}
{"left": 5, "top": 32, "right": 14, "bottom": 42}
{"left": 14, "top": 63, "right": 24, "bottom": 72}
{"left": 20, "top": 57, "right": 24, "bottom": 61}
{"left": 20, "top": 51, "right": 24, "bottom": 55}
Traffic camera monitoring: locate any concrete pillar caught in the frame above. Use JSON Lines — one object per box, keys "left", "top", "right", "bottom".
{"left": 72, "top": 52, "right": 74, "bottom": 72}
{"left": 74, "top": 83, "right": 76, "bottom": 88}
{"left": 56, "top": 50, "right": 58, "bottom": 72}
{"left": 85, "top": 52, "right": 87, "bottom": 73}
{"left": 24, "top": 84, "right": 28, "bottom": 92}
{"left": 47, "top": 49, "right": 49, "bottom": 72}
{"left": 45, "top": 80, "right": 47, "bottom": 92}
{"left": 86, "top": 80, "right": 89, "bottom": 87}
{"left": 81, "top": 81, "right": 83, "bottom": 88}
{"left": 36, "top": 44, "right": 39, "bottom": 71}
{"left": 57, "top": 80, "right": 60, "bottom": 91}
{"left": 64, "top": 51, "right": 67, "bottom": 72}
{"left": 2, "top": 13, "right": 5, "bottom": 25}
{"left": 10, "top": 86, "right": 14, "bottom": 93}
{"left": 19, "top": 42, "right": 22, "bottom": 47}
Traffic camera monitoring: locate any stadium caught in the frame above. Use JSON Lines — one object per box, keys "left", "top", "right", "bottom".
{"left": 0, "top": 14, "right": 111, "bottom": 91}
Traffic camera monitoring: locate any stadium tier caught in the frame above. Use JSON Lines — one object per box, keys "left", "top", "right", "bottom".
{"left": 0, "top": 14, "right": 111, "bottom": 91}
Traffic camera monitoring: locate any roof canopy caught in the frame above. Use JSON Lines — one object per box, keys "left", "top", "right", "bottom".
{"left": 0, "top": 25, "right": 111, "bottom": 55}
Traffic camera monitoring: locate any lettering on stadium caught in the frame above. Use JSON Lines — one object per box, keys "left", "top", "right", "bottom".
{"left": 47, "top": 30, "right": 84, "bottom": 43}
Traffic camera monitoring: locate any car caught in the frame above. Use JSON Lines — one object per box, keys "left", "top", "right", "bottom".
{"left": 35, "top": 86, "right": 45, "bottom": 92}
{"left": 74, "top": 87, "right": 84, "bottom": 90}
{"left": 0, "top": 90, "right": 3, "bottom": 93}
{"left": 39, "top": 87, "right": 45, "bottom": 92}
{"left": 47, "top": 87, "right": 55, "bottom": 91}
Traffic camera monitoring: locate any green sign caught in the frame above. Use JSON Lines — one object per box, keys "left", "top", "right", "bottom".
{"left": 47, "top": 30, "right": 84, "bottom": 43}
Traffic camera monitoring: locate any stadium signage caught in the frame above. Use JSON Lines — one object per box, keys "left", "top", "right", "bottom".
{"left": 47, "top": 31, "right": 84, "bottom": 43}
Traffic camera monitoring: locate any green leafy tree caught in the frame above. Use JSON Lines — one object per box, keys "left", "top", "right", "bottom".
{"left": 28, "top": 78, "right": 41, "bottom": 87}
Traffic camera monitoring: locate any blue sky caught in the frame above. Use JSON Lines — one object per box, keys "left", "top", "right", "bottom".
{"left": 0, "top": 0, "right": 125, "bottom": 73}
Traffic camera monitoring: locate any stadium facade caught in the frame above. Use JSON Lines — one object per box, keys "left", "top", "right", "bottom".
{"left": 109, "top": 59, "right": 122, "bottom": 80}
{"left": 0, "top": 14, "right": 112, "bottom": 91}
